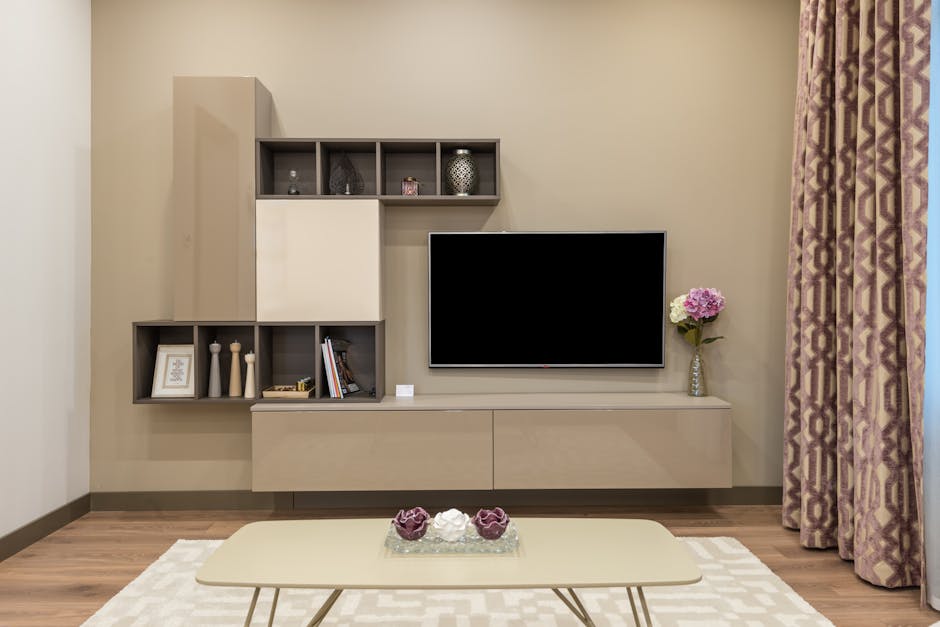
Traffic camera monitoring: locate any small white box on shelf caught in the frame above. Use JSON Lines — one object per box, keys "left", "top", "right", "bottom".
{"left": 396, "top": 384, "right": 414, "bottom": 397}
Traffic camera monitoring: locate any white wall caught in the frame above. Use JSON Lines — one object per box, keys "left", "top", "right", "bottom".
{"left": 0, "top": 0, "right": 90, "bottom": 537}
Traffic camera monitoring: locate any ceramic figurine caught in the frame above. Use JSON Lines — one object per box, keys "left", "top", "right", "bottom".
{"left": 244, "top": 351, "right": 256, "bottom": 399}
{"left": 229, "top": 341, "right": 242, "bottom": 397}
{"left": 208, "top": 341, "right": 222, "bottom": 398}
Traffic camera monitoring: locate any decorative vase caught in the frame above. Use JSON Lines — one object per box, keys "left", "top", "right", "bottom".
{"left": 445, "top": 148, "right": 478, "bottom": 196}
{"left": 328, "top": 153, "right": 364, "bottom": 195}
{"left": 688, "top": 347, "right": 707, "bottom": 397}
{"left": 208, "top": 341, "right": 222, "bottom": 398}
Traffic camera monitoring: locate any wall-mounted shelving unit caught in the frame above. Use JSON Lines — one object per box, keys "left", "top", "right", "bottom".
{"left": 256, "top": 138, "right": 500, "bottom": 206}
{"left": 133, "top": 320, "right": 385, "bottom": 404}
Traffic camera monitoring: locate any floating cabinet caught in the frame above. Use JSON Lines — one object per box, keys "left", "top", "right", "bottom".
{"left": 251, "top": 409, "right": 492, "bottom": 491}
{"left": 256, "top": 138, "right": 499, "bottom": 205}
{"left": 255, "top": 198, "right": 383, "bottom": 322}
{"left": 133, "top": 321, "right": 384, "bottom": 404}
{"left": 173, "top": 76, "right": 272, "bottom": 322}
{"left": 249, "top": 393, "right": 731, "bottom": 491}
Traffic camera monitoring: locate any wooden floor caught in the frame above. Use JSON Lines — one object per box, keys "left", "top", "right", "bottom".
{"left": 0, "top": 505, "right": 935, "bottom": 626}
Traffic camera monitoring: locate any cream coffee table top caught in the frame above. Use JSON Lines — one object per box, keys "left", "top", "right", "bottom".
{"left": 196, "top": 517, "right": 701, "bottom": 590}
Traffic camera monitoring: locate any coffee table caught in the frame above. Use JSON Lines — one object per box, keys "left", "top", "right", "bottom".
{"left": 196, "top": 518, "right": 700, "bottom": 626}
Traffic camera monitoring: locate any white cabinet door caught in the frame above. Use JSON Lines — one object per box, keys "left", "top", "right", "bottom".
{"left": 256, "top": 198, "right": 383, "bottom": 321}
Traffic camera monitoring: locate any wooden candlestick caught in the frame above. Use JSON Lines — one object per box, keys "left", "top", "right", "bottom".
{"left": 229, "top": 341, "right": 242, "bottom": 397}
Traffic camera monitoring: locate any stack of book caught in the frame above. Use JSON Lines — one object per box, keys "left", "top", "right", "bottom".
{"left": 321, "top": 337, "right": 361, "bottom": 399}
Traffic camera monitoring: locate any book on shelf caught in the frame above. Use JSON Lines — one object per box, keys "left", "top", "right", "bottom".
{"left": 326, "top": 337, "right": 348, "bottom": 397}
{"left": 321, "top": 340, "right": 342, "bottom": 398}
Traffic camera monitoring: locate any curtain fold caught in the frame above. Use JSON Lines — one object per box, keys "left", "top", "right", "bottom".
{"left": 783, "top": 0, "right": 930, "bottom": 590}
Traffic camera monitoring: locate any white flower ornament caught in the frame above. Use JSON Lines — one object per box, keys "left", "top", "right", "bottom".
{"left": 431, "top": 508, "right": 470, "bottom": 541}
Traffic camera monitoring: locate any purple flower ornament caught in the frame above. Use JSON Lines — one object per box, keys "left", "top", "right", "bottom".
{"left": 472, "top": 507, "right": 510, "bottom": 540}
{"left": 393, "top": 506, "right": 430, "bottom": 540}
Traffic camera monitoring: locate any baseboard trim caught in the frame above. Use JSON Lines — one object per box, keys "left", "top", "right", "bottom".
{"left": 86, "top": 487, "right": 781, "bottom": 512}
{"left": 0, "top": 494, "right": 91, "bottom": 562}
{"left": 90, "top": 490, "right": 292, "bottom": 511}
{"left": 293, "top": 486, "right": 783, "bottom": 510}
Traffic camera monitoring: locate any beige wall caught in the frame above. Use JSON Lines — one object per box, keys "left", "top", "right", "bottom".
{"left": 91, "top": 0, "right": 798, "bottom": 490}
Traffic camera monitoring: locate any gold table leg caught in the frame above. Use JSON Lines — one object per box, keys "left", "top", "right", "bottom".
{"left": 637, "top": 587, "right": 652, "bottom": 625}
{"left": 551, "top": 588, "right": 596, "bottom": 626}
{"left": 267, "top": 587, "right": 280, "bottom": 627}
{"left": 624, "top": 586, "right": 654, "bottom": 626}
{"left": 626, "top": 587, "right": 641, "bottom": 625}
{"left": 243, "top": 587, "right": 260, "bottom": 627}
{"left": 305, "top": 589, "right": 344, "bottom": 627}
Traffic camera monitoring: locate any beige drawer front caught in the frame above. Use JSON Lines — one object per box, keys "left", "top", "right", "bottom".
{"left": 494, "top": 409, "right": 731, "bottom": 489}
{"left": 252, "top": 410, "right": 492, "bottom": 491}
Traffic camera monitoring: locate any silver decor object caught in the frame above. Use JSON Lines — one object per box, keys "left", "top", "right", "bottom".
{"left": 688, "top": 348, "right": 707, "bottom": 397}
{"left": 287, "top": 170, "right": 300, "bottom": 195}
{"left": 445, "top": 148, "right": 478, "bottom": 196}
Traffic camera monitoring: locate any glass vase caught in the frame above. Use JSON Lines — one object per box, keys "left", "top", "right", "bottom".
{"left": 688, "top": 347, "right": 707, "bottom": 397}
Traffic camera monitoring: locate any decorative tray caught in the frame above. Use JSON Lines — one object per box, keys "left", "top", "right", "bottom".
{"left": 384, "top": 522, "right": 519, "bottom": 554}
{"left": 261, "top": 385, "right": 313, "bottom": 399}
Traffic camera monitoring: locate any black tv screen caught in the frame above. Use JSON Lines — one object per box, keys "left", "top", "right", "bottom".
{"left": 428, "top": 231, "right": 666, "bottom": 367}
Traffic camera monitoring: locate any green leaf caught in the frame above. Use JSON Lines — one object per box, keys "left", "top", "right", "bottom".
{"left": 702, "top": 336, "right": 725, "bottom": 344}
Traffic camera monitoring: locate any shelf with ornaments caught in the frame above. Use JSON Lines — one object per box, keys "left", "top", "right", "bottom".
{"left": 255, "top": 138, "right": 499, "bottom": 205}
{"left": 132, "top": 321, "right": 257, "bottom": 404}
{"left": 133, "top": 321, "right": 385, "bottom": 404}
{"left": 194, "top": 324, "right": 256, "bottom": 402}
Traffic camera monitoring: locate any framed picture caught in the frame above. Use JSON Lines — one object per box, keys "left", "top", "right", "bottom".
{"left": 151, "top": 344, "right": 195, "bottom": 398}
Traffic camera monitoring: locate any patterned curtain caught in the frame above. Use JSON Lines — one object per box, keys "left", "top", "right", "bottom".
{"left": 783, "top": 0, "right": 930, "bottom": 591}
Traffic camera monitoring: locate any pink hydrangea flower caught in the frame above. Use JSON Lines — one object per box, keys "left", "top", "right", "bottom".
{"left": 683, "top": 288, "right": 725, "bottom": 321}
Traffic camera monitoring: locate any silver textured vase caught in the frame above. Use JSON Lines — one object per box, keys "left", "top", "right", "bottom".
{"left": 445, "top": 148, "right": 478, "bottom": 196}
{"left": 688, "top": 347, "right": 707, "bottom": 397}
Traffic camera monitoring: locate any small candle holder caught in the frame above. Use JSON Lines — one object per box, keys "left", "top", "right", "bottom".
{"left": 287, "top": 170, "right": 300, "bottom": 195}
{"left": 401, "top": 176, "right": 420, "bottom": 196}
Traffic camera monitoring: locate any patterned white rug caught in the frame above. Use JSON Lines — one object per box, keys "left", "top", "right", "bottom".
{"left": 82, "top": 537, "right": 832, "bottom": 626}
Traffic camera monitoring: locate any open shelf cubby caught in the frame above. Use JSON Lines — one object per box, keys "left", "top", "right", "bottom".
{"left": 194, "top": 324, "right": 256, "bottom": 402}
{"left": 133, "top": 320, "right": 385, "bottom": 404}
{"left": 318, "top": 322, "right": 385, "bottom": 402}
{"left": 256, "top": 139, "right": 318, "bottom": 197}
{"left": 256, "top": 139, "right": 499, "bottom": 205}
{"left": 319, "top": 141, "right": 380, "bottom": 197}
{"left": 256, "top": 324, "right": 318, "bottom": 401}
{"left": 132, "top": 321, "right": 197, "bottom": 403}
{"left": 379, "top": 141, "right": 438, "bottom": 196}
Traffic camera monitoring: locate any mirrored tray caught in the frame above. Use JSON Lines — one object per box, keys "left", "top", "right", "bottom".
{"left": 384, "top": 522, "right": 519, "bottom": 554}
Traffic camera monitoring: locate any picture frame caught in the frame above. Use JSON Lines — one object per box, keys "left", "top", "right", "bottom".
{"left": 151, "top": 344, "right": 195, "bottom": 398}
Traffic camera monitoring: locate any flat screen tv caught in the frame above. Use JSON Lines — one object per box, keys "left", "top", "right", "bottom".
{"left": 428, "top": 231, "right": 666, "bottom": 367}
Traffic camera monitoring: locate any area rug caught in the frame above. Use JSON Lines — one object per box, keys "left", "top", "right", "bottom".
{"left": 82, "top": 537, "right": 832, "bottom": 626}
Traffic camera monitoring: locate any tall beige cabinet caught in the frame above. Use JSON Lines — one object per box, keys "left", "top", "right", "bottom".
{"left": 173, "top": 77, "right": 272, "bottom": 321}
